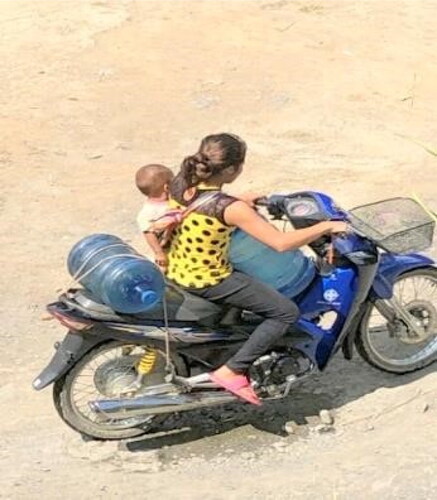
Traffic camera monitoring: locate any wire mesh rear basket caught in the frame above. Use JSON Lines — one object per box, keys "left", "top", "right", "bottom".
{"left": 349, "top": 197, "right": 435, "bottom": 254}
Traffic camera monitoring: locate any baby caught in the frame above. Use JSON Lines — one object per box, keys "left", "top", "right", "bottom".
{"left": 135, "top": 164, "right": 174, "bottom": 270}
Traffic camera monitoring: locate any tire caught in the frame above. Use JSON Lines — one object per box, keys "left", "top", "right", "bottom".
{"left": 53, "top": 340, "right": 187, "bottom": 440}
{"left": 356, "top": 267, "right": 437, "bottom": 374}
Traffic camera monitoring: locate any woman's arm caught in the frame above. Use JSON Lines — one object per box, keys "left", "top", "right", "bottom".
{"left": 224, "top": 201, "right": 347, "bottom": 252}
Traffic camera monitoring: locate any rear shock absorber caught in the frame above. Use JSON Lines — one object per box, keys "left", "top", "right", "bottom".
{"left": 122, "top": 346, "right": 158, "bottom": 392}
{"left": 137, "top": 347, "right": 158, "bottom": 376}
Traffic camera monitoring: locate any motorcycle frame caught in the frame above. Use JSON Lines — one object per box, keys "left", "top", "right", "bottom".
{"left": 33, "top": 192, "right": 435, "bottom": 390}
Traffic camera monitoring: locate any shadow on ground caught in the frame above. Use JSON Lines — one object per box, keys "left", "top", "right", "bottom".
{"left": 120, "top": 355, "right": 436, "bottom": 453}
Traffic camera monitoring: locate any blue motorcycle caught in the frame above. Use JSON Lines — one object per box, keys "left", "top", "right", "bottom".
{"left": 33, "top": 192, "right": 437, "bottom": 440}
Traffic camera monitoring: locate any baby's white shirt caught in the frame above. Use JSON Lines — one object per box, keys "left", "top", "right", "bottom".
{"left": 136, "top": 200, "right": 169, "bottom": 232}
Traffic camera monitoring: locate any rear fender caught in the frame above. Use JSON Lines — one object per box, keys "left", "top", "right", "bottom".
{"left": 33, "top": 330, "right": 102, "bottom": 390}
{"left": 371, "top": 253, "right": 435, "bottom": 299}
{"left": 32, "top": 324, "right": 175, "bottom": 390}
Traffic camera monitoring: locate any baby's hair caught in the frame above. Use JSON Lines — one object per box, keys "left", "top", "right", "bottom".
{"left": 135, "top": 164, "right": 174, "bottom": 197}
{"left": 181, "top": 133, "right": 247, "bottom": 187}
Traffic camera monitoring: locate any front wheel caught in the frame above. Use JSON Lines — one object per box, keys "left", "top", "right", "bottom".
{"left": 356, "top": 267, "right": 437, "bottom": 374}
{"left": 53, "top": 341, "right": 186, "bottom": 440}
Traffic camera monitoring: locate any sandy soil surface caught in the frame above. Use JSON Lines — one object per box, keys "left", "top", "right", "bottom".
{"left": 1, "top": 1, "right": 436, "bottom": 498}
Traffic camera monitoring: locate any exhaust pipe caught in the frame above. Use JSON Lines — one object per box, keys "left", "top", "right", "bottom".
{"left": 90, "top": 390, "right": 237, "bottom": 420}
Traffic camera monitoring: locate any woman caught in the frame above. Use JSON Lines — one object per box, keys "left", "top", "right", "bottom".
{"left": 167, "top": 133, "right": 347, "bottom": 405}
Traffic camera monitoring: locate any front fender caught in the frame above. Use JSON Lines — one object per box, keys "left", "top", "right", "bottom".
{"left": 372, "top": 253, "right": 435, "bottom": 299}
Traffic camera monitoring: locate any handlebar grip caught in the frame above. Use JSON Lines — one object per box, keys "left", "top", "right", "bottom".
{"left": 254, "top": 197, "right": 269, "bottom": 207}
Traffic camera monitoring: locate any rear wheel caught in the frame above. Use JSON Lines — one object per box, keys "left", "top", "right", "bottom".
{"left": 53, "top": 341, "right": 186, "bottom": 440}
{"left": 356, "top": 267, "right": 437, "bottom": 374}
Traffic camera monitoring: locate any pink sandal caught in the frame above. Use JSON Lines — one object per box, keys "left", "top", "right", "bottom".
{"left": 210, "top": 372, "right": 261, "bottom": 406}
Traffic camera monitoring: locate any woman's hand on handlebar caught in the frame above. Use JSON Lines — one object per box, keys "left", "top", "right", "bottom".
{"left": 324, "top": 221, "right": 350, "bottom": 235}
{"left": 238, "top": 192, "right": 264, "bottom": 207}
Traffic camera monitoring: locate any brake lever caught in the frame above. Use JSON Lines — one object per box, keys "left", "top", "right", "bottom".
{"left": 254, "top": 196, "right": 282, "bottom": 219}
{"left": 254, "top": 196, "right": 269, "bottom": 207}
{"left": 326, "top": 240, "right": 335, "bottom": 265}
{"left": 325, "top": 231, "right": 348, "bottom": 266}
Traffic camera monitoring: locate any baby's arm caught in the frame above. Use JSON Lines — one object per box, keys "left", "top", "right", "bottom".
{"left": 143, "top": 231, "right": 168, "bottom": 271}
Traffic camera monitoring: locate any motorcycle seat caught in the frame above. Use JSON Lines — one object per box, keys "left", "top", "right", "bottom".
{"left": 66, "top": 283, "right": 228, "bottom": 326}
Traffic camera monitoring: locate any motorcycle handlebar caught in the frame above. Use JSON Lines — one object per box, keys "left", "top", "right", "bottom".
{"left": 254, "top": 196, "right": 364, "bottom": 239}
{"left": 254, "top": 196, "right": 270, "bottom": 207}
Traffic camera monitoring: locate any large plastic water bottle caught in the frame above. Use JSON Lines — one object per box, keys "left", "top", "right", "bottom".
{"left": 67, "top": 234, "right": 165, "bottom": 314}
{"left": 229, "top": 229, "right": 315, "bottom": 298}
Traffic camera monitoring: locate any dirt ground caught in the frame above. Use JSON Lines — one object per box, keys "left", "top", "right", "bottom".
{"left": 1, "top": 1, "right": 436, "bottom": 498}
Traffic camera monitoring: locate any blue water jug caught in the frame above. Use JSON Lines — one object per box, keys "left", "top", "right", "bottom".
{"left": 229, "top": 229, "right": 315, "bottom": 298}
{"left": 67, "top": 234, "right": 165, "bottom": 314}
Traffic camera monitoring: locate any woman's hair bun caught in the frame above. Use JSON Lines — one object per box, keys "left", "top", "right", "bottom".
{"left": 181, "top": 153, "right": 214, "bottom": 186}
{"left": 194, "top": 155, "right": 213, "bottom": 179}
{"left": 181, "top": 133, "right": 246, "bottom": 187}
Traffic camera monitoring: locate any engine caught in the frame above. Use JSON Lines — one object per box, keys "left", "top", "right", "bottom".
{"left": 249, "top": 350, "right": 312, "bottom": 397}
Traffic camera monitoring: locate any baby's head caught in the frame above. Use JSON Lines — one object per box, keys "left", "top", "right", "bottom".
{"left": 135, "top": 164, "right": 174, "bottom": 200}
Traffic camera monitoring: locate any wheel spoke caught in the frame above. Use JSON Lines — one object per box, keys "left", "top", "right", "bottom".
{"left": 73, "top": 391, "right": 100, "bottom": 403}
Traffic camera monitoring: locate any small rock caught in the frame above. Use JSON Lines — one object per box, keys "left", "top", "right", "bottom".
{"left": 357, "top": 421, "right": 374, "bottom": 432}
{"left": 314, "top": 424, "right": 335, "bottom": 434}
{"left": 118, "top": 449, "right": 162, "bottom": 473}
{"left": 319, "top": 409, "right": 334, "bottom": 425}
{"left": 284, "top": 421, "right": 296, "bottom": 435}
{"left": 191, "top": 93, "right": 220, "bottom": 109}
{"left": 66, "top": 439, "right": 119, "bottom": 462}
{"left": 88, "top": 445, "right": 118, "bottom": 463}
{"left": 274, "top": 440, "right": 287, "bottom": 447}
{"left": 272, "top": 441, "right": 288, "bottom": 452}
{"left": 98, "top": 68, "right": 114, "bottom": 80}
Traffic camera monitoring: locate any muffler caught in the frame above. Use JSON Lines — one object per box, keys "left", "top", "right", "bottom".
{"left": 90, "top": 390, "right": 237, "bottom": 420}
